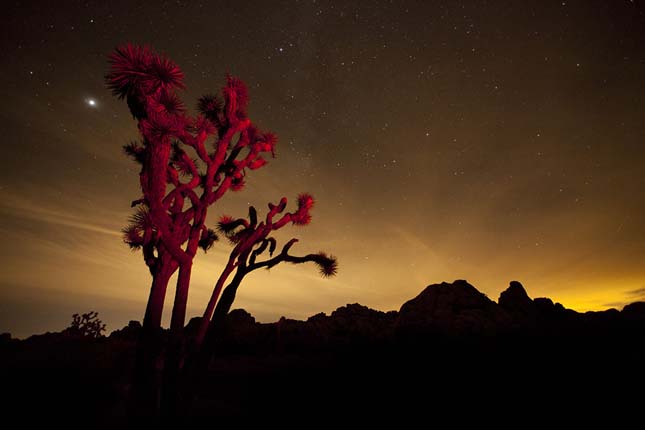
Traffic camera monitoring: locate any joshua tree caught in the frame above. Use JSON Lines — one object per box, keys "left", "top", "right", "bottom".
{"left": 108, "top": 44, "right": 275, "bottom": 337}
{"left": 195, "top": 194, "right": 338, "bottom": 350}
{"left": 179, "top": 194, "right": 336, "bottom": 410}
{"left": 106, "top": 44, "right": 277, "bottom": 414}
{"left": 64, "top": 311, "right": 106, "bottom": 338}
{"left": 107, "top": 44, "right": 337, "bottom": 416}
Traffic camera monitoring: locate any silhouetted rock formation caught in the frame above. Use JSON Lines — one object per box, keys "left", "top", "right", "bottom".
{"left": 109, "top": 320, "right": 142, "bottom": 341}
{"left": 497, "top": 281, "right": 581, "bottom": 332}
{"left": 306, "top": 304, "right": 397, "bottom": 345}
{"left": 622, "top": 301, "right": 645, "bottom": 321}
{"left": 397, "top": 280, "right": 510, "bottom": 336}
{"left": 499, "top": 280, "right": 535, "bottom": 321}
{"left": 7, "top": 280, "right": 642, "bottom": 350}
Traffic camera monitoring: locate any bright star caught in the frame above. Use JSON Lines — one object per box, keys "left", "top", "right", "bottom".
{"left": 86, "top": 98, "right": 98, "bottom": 108}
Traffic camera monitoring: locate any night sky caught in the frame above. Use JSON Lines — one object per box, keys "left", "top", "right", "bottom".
{"left": 2, "top": 0, "right": 645, "bottom": 338}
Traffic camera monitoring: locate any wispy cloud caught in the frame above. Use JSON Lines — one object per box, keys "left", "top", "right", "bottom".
{"left": 626, "top": 287, "right": 645, "bottom": 298}
{"left": 602, "top": 286, "right": 645, "bottom": 309}
{"left": 0, "top": 189, "right": 122, "bottom": 237}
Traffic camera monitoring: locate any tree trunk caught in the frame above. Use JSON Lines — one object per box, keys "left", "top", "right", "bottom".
{"left": 143, "top": 262, "right": 173, "bottom": 329}
{"left": 201, "top": 270, "right": 245, "bottom": 364}
{"left": 128, "top": 262, "right": 174, "bottom": 417}
{"left": 180, "top": 270, "right": 246, "bottom": 415}
{"left": 169, "top": 261, "right": 193, "bottom": 336}
{"left": 147, "top": 137, "right": 171, "bottom": 204}
{"left": 194, "top": 261, "right": 236, "bottom": 348}
{"left": 162, "top": 261, "right": 193, "bottom": 416}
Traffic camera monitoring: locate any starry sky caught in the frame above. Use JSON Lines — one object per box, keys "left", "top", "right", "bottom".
{"left": 2, "top": 0, "right": 645, "bottom": 338}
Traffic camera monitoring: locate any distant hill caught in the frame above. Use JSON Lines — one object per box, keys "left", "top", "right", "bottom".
{"left": 178, "top": 279, "right": 645, "bottom": 350}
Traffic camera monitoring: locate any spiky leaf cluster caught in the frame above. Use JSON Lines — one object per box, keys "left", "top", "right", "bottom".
{"left": 106, "top": 44, "right": 185, "bottom": 100}
{"left": 198, "top": 228, "right": 219, "bottom": 252}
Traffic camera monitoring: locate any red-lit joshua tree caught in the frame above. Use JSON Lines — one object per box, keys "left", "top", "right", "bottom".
{"left": 106, "top": 44, "right": 277, "bottom": 414}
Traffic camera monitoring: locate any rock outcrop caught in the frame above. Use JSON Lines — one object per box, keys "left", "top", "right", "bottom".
{"left": 499, "top": 280, "right": 535, "bottom": 320}
{"left": 397, "top": 280, "right": 511, "bottom": 336}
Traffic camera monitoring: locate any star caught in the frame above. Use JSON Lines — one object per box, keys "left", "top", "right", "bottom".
{"left": 86, "top": 98, "right": 98, "bottom": 108}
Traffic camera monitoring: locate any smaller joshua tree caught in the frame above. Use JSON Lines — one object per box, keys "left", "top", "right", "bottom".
{"left": 65, "top": 311, "right": 106, "bottom": 338}
{"left": 194, "top": 193, "right": 337, "bottom": 352}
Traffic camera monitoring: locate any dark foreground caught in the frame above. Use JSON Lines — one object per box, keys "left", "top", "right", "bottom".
{"left": 2, "top": 280, "right": 644, "bottom": 418}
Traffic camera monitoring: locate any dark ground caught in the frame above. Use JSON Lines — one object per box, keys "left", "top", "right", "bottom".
{"left": 2, "top": 280, "right": 644, "bottom": 419}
